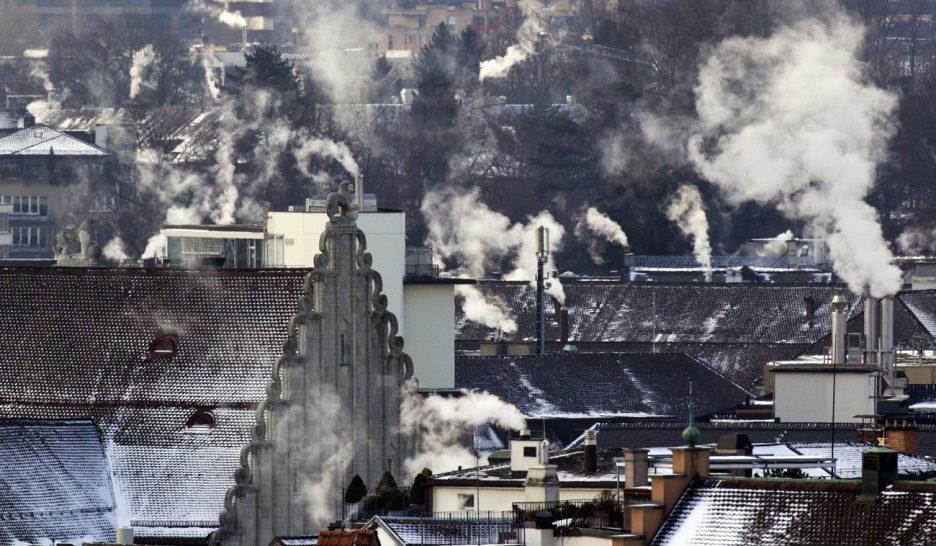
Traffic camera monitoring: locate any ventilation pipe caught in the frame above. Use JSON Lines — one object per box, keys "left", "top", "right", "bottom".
{"left": 354, "top": 173, "right": 364, "bottom": 209}
{"left": 831, "top": 295, "right": 847, "bottom": 365}
{"left": 880, "top": 297, "right": 894, "bottom": 374}
{"left": 864, "top": 297, "right": 879, "bottom": 365}
{"left": 535, "top": 226, "right": 549, "bottom": 355}
{"left": 116, "top": 527, "right": 134, "bottom": 545}
{"left": 583, "top": 429, "right": 597, "bottom": 473}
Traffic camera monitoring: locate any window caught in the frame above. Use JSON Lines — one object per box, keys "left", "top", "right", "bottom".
{"left": 523, "top": 446, "right": 537, "bottom": 457}
{"left": 11, "top": 226, "right": 45, "bottom": 247}
{"left": 457, "top": 493, "right": 475, "bottom": 510}
{"left": 186, "top": 409, "right": 216, "bottom": 430}
{"left": 147, "top": 335, "right": 178, "bottom": 358}
{"left": 0, "top": 160, "right": 21, "bottom": 178}
{"left": 11, "top": 196, "right": 47, "bottom": 215}
{"left": 182, "top": 237, "right": 223, "bottom": 257}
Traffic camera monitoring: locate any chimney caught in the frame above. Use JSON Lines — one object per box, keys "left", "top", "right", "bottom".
{"left": 880, "top": 297, "right": 895, "bottom": 374}
{"left": 22, "top": 113, "right": 35, "bottom": 128}
{"left": 864, "top": 297, "right": 879, "bottom": 365}
{"left": 94, "top": 124, "right": 108, "bottom": 150}
{"left": 885, "top": 421, "right": 918, "bottom": 455}
{"left": 354, "top": 173, "right": 364, "bottom": 209}
{"left": 831, "top": 294, "right": 847, "bottom": 365}
{"left": 524, "top": 463, "right": 559, "bottom": 503}
{"left": 510, "top": 429, "right": 544, "bottom": 472}
{"left": 583, "top": 429, "right": 597, "bottom": 473}
{"left": 623, "top": 448, "right": 648, "bottom": 487}
{"left": 116, "top": 527, "right": 134, "bottom": 545}
{"left": 859, "top": 446, "right": 898, "bottom": 501}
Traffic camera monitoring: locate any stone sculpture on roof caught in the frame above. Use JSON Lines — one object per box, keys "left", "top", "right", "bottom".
{"left": 210, "top": 183, "right": 414, "bottom": 545}
{"left": 54, "top": 217, "right": 101, "bottom": 266}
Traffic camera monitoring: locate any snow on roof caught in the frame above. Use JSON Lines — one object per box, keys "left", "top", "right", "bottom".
{"left": 0, "top": 124, "right": 108, "bottom": 156}
{"left": 0, "top": 267, "right": 308, "bottom": 536}
{"left": 651, "top": 478, "right": 936, "bottom": 545}
{"left": 0, "top": 419, "right": 116, "bottom": 544}
{"left": 456, "top": 353, "right": 749, "bottom": 418}
{"left": 373, "top": 516, "right": 514, "bottom": 546}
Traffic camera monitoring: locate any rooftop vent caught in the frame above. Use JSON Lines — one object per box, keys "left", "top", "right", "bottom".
{"left": 186, "top": 409, "right": 216, "bottom": 430}
{"left": 147, "top": 334, "right": 178, "bottom": 358}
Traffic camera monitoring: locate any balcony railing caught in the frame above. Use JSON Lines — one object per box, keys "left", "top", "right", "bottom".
{"left": 406, "top": 263, "right": 440, "bottom": 278}
{"left": 512, "top": 497, "right": 642, "bottom": 532}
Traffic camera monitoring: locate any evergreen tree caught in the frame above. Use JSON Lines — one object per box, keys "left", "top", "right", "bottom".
{"left": 455, "top": 26, "right": 484, "bottom": 89}
{"left": 345, "top": 474, "right": 367, "bottom": 503}
{"left": 239, "top": 44, "right": 301, "bottom": 93}
{"left": 376, "top": 470, "right": 399, "bottom": 494}
{"left": 409, "top": 473, "right": 428, "bottom": 506}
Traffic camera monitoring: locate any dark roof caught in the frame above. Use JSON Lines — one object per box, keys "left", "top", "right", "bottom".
{"left": 583, "top": 420, "right": 936, "bottom": 458}
{"left": 628, "top": 255, "right": 805, "bottom": 269}
{"left": 898, "top": 290, "right": 936, "bottom": 337}
{"left": 0, "top": 267, "right": 307, "bottom": 536}
{"left": 0, "top": 419, "right": 116, "bottom": 543}
{"left": 455, "top": 353, "right": 750, "bottom": 418}
{"left": 651, "top": 478, "right": 936, "bottom": 546}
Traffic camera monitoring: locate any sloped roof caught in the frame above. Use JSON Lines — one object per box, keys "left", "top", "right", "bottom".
{"left": 897, "top": 290, "right": 936, "bottom": 337}
{"left": 651, "top": 478, "right": 936, "bottom": 546}
{"left": 316, "top": 529, "right": 378, "bottom": 546}
{"left": 583, "top": 420, "right": 936, "bottom": 459}
{"left": 0, "top": 267, "right": 307, "bottom": 537}
{"left": 455, "top": 353, "right": 750, "bottom": 418}
{"left": 456, "top": 281, "right": 860, "bottom": 345}
{"left": 0, "top": 419, "right": 116, "bottom": 544}
{"left": 372, "top": 516, "right": 513, "bottom": 546}
{"left": 0, "top": 124, "right": 108, "bottom": 156}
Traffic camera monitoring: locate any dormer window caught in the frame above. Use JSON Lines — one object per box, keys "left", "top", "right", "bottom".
{"left": 147, "top": 335, "right": 178, "bottom": 358}
{"left": 186, "top": 409, "right": 216, "bottom": 430}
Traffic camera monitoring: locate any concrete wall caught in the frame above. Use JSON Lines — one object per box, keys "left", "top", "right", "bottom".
{"left": 774, "top": 371, "right": 875, "bottom": 423}
{"left": 404, "top": 283, "right": 456, "bottom": 388}
{"left": 266, "top": 210, "right": 406, "bottom": 335}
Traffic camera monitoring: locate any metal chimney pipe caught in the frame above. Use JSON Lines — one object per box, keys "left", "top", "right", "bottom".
{"left": 881, "top": 297, "right": 895, "bottom": 374}
{"left": 535, "top": 226, "right": 549, "bottom": 355}
{"left": 354, "top": 173, "right": 364, "bottom": 209}
{"left": 831, "top": 295, "right": 847, "bottom": 365}
{"left": 583, "top": 430, "right": 598, "bottom": 473}
{"left": 864, "top": 297, "right": 879, "bottom": 365}
{"left": 116, "top": 527, "right": 134, "bottom": 545}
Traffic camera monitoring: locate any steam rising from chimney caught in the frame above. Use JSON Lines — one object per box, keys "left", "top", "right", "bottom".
{"left": 687, "top": 13, "right": 901, "bottom": 297}
{"left": 402, "top": 380, "right": 526, "bottom": 475}
{"left": 757, "top": 230, "right": 794, "bottom": 257}
{"left": 103, "top": 236, "right": 131, "bottom": 262}
{"left": 479, "top": 0, "right": 549, "bottom": 81}
{"left": 665, "top": 185, "right": 712, "bottom": 280}
{"left": 129, "top": 45, "right": 158, "bottom": 100}
{"left": 189, "top": 0, "right": 247, "bottom": 29}
{"left": 576, "top": 206, "right": 629, "bottom": 264}
{"left": 422, "top": 187, "right": 565, "bottom": 332}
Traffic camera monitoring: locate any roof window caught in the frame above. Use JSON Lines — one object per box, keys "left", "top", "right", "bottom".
{"left": 147, "top": 334, "right": 178, "bottom": 358}
{"left": 186, "top": 409, "right": 216, "bottom": 430}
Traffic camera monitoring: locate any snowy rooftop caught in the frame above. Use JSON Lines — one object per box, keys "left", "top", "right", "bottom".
{"left": 651, "top": 478, "right": 936, "bottom": 545}
{"left": 0, "top": 124, "right": 108, "bottom": 156}
{"left": 372, "top": 516, "right": 514, "bottom": 546}
{"left": 455, "top": 353, "right": 749, "bottom": 418}
{"left": 456, "top": 282, "right": 936, "bottom": 389}
{"left": 0, "top": 420, "right": 116, "bottom": 544}
{"left": 0, "top": 267, "right": 307, "bottom": 537}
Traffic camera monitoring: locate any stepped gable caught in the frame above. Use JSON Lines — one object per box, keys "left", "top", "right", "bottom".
{"left": 0, "top": 419, "right": 116, "bottom": 543}
{"left": 455, "top": 353, "right": 749, "bottom": 418}
{"left": 213, "top": 183, "right": 413, "bottom": 545}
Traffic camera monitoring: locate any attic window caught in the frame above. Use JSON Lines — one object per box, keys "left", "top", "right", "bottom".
{"left": 186, "top": 409, "right": 216, "bottom": 430}
{"left": 147, "top": 335, "right": 178, "bottom": 358}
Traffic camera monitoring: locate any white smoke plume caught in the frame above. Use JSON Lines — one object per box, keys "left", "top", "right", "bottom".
{"left": 575, "top": 207, "right": 629, "bottom": 265}
{"left": 479, "top": 0, "right": 549, "bottom": 81}
{"left": 190, "top": 46, "right": 221, "bottom": 101}
{"left": 897, "top": 227, "right": 936, "bottom": 256}
{"left": 402, "top": 380, "right": 526, "bottom": 475}
{"left": 293, "top": 137, "right": 360, "bottom": 183}
{"left": 757, "top": 229, "right": 794, "bottom": 257}
{"left": 188, "top": 0, "right": 246, "bottom": 29}
{"left": 25, "top": 60, "right": 60, "bottom": 116}
{"left": 456, "top": 284, "right": 518, "bottom": 334}
{"left": 422, "top": 187, "right": 566, "bottom": 323}
{"left": 102, "top": 236, "right": 131, "bottom": 262}
{"left": 687, "top": 13, "right": 901, "bottom": 297}
{"left": 294, "top": 388, "right": 352, "bottom": 526}
{"left": 665, "top": 185, "right": 712, "bottom": 281}
{"left": 129, "top": 45, "right": 158, "bottom": 100}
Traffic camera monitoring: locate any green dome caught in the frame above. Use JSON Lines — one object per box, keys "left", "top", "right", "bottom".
{"left": 682, "top": 425, "right": 700, "bottom": 447}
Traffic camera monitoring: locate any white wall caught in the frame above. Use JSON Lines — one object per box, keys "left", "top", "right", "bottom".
{"left": 404, "top": 283, "right": 456, "bottom": 388}
{"left": 266, "top": 211, "right": 406, "bottom": 334}
{"left": 774, "top": 371, "right": 876, "bottom": 423}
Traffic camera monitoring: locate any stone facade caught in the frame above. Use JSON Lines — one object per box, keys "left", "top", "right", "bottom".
{"left": 211, "top": 183, "right": 413, "bottom": 544}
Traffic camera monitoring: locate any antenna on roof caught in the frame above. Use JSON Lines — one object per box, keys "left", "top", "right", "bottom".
{"left": 682, "top": 380, "right": 699, "bottom": 448}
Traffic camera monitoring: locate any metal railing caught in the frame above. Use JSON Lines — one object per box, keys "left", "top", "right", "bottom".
{"left": 406, "top": 263, "right": 440, "bottom": 278}
{"left": 512, "top": 498, "right": 637, "bottom": 532}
